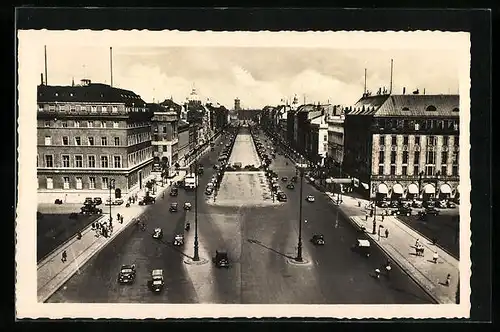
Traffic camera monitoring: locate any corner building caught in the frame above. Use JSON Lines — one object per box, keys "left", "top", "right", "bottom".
{"left": 37, "top": 80, "right": 153, "bottom": 203}
{"left": 343, "top": 93, "right": 460, "bottom": 202}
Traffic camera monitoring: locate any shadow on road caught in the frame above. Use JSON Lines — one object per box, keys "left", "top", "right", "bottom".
{"left": 143, "top": 226, "right": 193, "bottom": 260}
{"left": 247, "top": 238, "right": 295, "bottom": 260}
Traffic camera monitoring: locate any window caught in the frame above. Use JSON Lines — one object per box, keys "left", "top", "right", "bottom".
{"left": 102, "top": 121, "right": 107, "bottom": 128}
{"left": 427, "top": 135, "right": 435, "bottom": 146}
{"left": 452, "top": 151, "right": 459, "bottom": 165}
{"left": 101, "top": 137, "right": 108, "bottom": 146}
{"left": 113, "top": 106, "right": 118, "bottom": 113}
{"left": 113, "top": 121, "right": 119, "bottom": 128}
{"left": 44, "top": 120, "right": 50, "bottom": 127}
{"left": 415, "top": 122, "right": 420, "bottom": 131}
{"left": 63, "top": 176, "right": 70, "bottom": 189}
{"left": 453, "top": 135, "right": 459, "bottom": 147}
{"left": 76, "top": 177, "right": 83, "bottom": 190}
{"left": 89, "top": 177, "right": 96, "bottom": 189}
{"left": 425, "top": 165, "right": 435, "bottom": 176}
{"left": 45, "top": 155, "right": 53, "bottom": 167}
{"left": 91, "top": 106, "right": 97, "bottom": 113}
{"left": 390, "top": 151, "right": 396, "bottom": 164}
{"left": 403, "top": 136, "right": 409, "bottom": 145}
{"left": 441, "top": 165, "right": 447, "bottom": 176}
{"left": 443, "top": 136, "right": 449, "bottom": 146}
{"left": 426, "top": 150, "right": 436, "bottom": 164}
{"left": 38, "top": 104, "right": 44, "bottom": 112}
{"left": 414, "top": 151, "right": 420, "bottom": 164}
{"left": 88, "top": 137, "right": 94, "bottom": 146}
{"left": 74, "top": 120, "right": 80, "bottom": 128}
{"left": 49, "top": 105, "right": 55, "bottom": 112}
{"left": 379, "top": 151, "right": 384, "bottom": 163}
{"left": 107, "top": 106, "right": 112, "bottom": 113}
{"left": 75, "top": 155, "right": 83, "bottom": 168}
{"left": 379, "top": 135, "right": 385, "bottom": 146}
{"left": 391, "top": 135, "right": 397, "bottom": 146}
{"left": 75, "top": 137, "right": 81, "bottom": 146}
{"left": 157, "top": 145, "right": 163, "bottom": 153}
{"left": 44, "top": 136, "right": 52, "bottom": 145}
{"left": 413, "top": 165, "right": 419, "bottom": 176}
{"left": 453, "top": 121, "right": 459, "bottom": 131}
{"left": 426, "top": 105, "right": 437, "bottom": 112}
{"left": 62, "top": 136, "right": 69, "bottom": 145}
{"left": 390, "top": 165, "right": 396, "bottom": 175}
{"left": 62, "top": 121, "right": 68, "bottom": 128}
{"left": 452, "top": 165, "right": 458, "bottom": 176}
{"left": 415, "top": 136, "right": 420, "bottom": 146}
{"left": 101, "top": 156, "right": 109, "bottom": 168}
{"left": 46, "top": 177, "right": 53, "bottom": 189}
{"left": 62, "top": 155, "right": 70, "bottom": 167}
{"left": 88, "top": 155, "right": 96, "bottom": 168}
{"left": 97, "top": 106, "right": 102, "bottom": 113}
{"left": 102, "top": 177, "right": 109, "bottom": 189}
{"left": 88, "top": 121, "right": 94, "bottom": 128}
{"left": 97, "top": 121, "right": 103, "bottom": 128}
{"left": 114, "top": 156, "right": 121, "bottom": 168}
{"left": 378, "top": 165, "right": 384, "bottom": 175}
{"left": 441, "top": 151, "right": 448, "bottom": 164}
{"left": 402, "top": 165, "right": 408, "bottom": 176}
{"left": 402, "top": 151, "right": 408, "bottom": 164}
{"left": 114, "top": 137, "right": 120, "bottom": 146}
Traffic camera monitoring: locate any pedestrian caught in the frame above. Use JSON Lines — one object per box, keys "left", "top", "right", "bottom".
{"left": 385, "top": 228, "right": 389, "bottom": 238}
{"left": 433, "top": 251, "right": 439, "bottom": 264}
{"left": 77, "top": 231, "right": 82, "bottom": 240}
{"left": 381, "top": 214, "right": 385, "bottom": 221}
{"left": 415, "top": 238, "right": 420, "bottom": 247}
{"left": 91, "top": 222, "right": 95, "bottom": 230}
{"left": 445, "top": 273, "right": 451, "bottom": 286}
{"left": 117, "top": 213, "right": 120, "bottom": 220}
{"left": 365, "top": 213, "right": 368, "bottom": 221}
{"left": 61, "top": 250, "right": 67, "bottom": 262}
{"left": 120, "top": 215, "right": 124, "bottom": 224}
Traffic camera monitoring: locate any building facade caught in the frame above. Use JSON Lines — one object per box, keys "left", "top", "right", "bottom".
{"left": 37, "top": 79, "right": 153, "bottom": 203}
{"left": 149, "top": 103, "right": 179, "bottom": 176}
{"left": 343, "top": 93, "right": 460, "bottom": 201}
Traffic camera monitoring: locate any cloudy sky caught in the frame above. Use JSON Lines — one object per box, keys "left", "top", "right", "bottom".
{"left": 40, "top": 46, "right": 459, "bottom": 109}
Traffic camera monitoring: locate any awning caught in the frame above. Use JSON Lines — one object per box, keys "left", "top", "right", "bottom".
{"left": 424, "top": 184, "right": 436, "bottom": 194}
{"left": 392, "top": 183, "right": 404, "bottom": 194}
{"left": 378, "top": 183, "right": 389, "bottom": 194}
{"left": 439, "top": 183, "right": 452, "bottom": 194}
{"left": 407, "top": 183, "right": 419, "bottom": 194}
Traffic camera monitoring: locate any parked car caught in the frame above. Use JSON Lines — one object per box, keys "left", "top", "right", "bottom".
{"left": 139, "top": 195, "right": 155, "bottom": 206}
{"left": 389, "top": 201, "right": 399, "bottom": 208}
{"left": 306, "top": 195, "right": 315, "bottom": 202}
{"left": 394, "top": 206, "right": 412, "bottom": 216}
{"left": 205, "top": 187, "right": 213, "bottom": 195}
{"left": 425, "top": 207, "right": 440, "bottom": 216}
{"left": 447, "top": 201, "right": 457, "bottom": 208}
{"left": 277, "top": 192, "right": 287, "bottom": 202}
{"left": 423, "top": 200, "right": 437, "bottom": 208}
{"left": 377, "top": 200, "right": 390, "bottom": 208}
{"left": 118, "top": 264, "right": 136, "bottom": 284}
{"left": 412, "top": 200, "right": 423, "bottom": 208}
{"left": 93, "top": 197, "right": 102, "bottom": 205}
{"left": 437, "top": 200, "right": 448, "bottom": 208}
{"left": 80, "top": 204, "right": 102, "bottom": 215}
{"left": 84, "top": 197, "right": 94, "bottom": 205}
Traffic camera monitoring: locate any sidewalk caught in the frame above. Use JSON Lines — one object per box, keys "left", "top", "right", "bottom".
{"left": 36, "top": 137, "right": 218, "bottom": 303}
{"left": 324, "top": 191, "right": 459, "bottom": 304}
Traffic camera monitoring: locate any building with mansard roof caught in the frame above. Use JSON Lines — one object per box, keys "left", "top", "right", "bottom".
{"left": 37, "top": 79, "right": 153, "bottom": 203}
{"left": 343, "top": 90, "right": 460, "bottom": 201}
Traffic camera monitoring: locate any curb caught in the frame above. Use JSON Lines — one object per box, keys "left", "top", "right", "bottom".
{"left": 334, "top": 203, "right": 441, "bottom": 304}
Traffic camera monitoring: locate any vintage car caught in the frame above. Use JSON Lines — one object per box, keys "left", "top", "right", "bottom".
{"left": 213, "top": 250, "right": 230, "bottom": 268}
{"left": 281, "top": 176, "right": 288, "bottom": 182}
{"left": 105, "top": 198, "right": 124, "bottom": 206}
{"left": 184, "top": 202, "right": 192, "bottom": 210}
{"left": 446, "top": 201, "right": 457, "bottom": 208}
{"left": 84, "top": 197, "right": 94, "bottom": 205}
{"left": 149, "top": 269, "right": 164, "bottom": 293}
{"left": 306, "top": 195, "right": 315, "bottom": 202}
{"left": 393, "top": 206, "right": 412, "bottom": 217}
{"left": 152, "top": 228, "right": 163, "bottom": 239}
{"left": 425, "top": 206, "right": 440, "bottom": 216}
{"left": 377, "top": 200, "right": 390, "bottom": 208}
{"left": 412, "top": 200, "right": 423, "bottom": 208}
{"left": 286, "top": 183, "right": 295, "bottom": 190}
{"left": 93, "top": 197, "right": 103, "bottom": 205}
{"left": 80, "top": 203, "right": 102, "bottom": 215}
{"left": 139, "top": 195, "right": 155, "bottom": 206}
{"left": 351, "top": 239, "right": 371, "bottom": 257}
{"left": 169, "top": 202, "right": 178, "bottom": 212}
{"left": 173, "top": 234, "right": 184, "bottom": 246}
{"left": 170, "top": 187, "right": 178, "bottom": 196}
{"left": 311, "top": 234, "right": 325, "bottom": 245}
{"left": 118, "top": 264, "right": 136, "bottom": 284}
{"left": 290, "top": 176, "right": 298, "bottom": 183}
{"left": 205, "top": 187, "right": 213, "bottom": 195}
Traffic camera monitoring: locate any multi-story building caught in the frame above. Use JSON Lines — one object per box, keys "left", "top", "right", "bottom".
{"left": 343, "top": 92, "right": 460, "bottom": 201}
{"left": 326, "top": 105, "right": 346, "bottom": 168}
{"left": 149, "top": 101, "right": 179, "bottom": 177}
{"left": 37, "top": 79, "right": 153, "bottom": 203}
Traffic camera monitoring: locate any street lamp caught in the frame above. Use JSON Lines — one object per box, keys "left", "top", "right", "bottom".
{"left": 295, "top": 162, "right": 308, "bottom": 262}
{"left": 193, "top": 123, "right": 200, "bottom": 262}
{"left": 109, "top": 178, "right": 115, "bottom": 222}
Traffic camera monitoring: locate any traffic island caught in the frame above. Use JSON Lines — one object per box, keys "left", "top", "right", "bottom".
{"left": 184, "top": 257, "right": 209, "bottom": 265}
{"left": 286, "top": 255, "right": 312, "bottom": 266}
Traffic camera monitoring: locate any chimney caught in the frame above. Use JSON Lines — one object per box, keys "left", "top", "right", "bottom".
{"left": 389, "top": 59, "right": 393, "bottom": 94}
{"left": 403, "top": 87, "right": 406, "bottom": 95}
{"left": 40, "top": 73, "right": 44, "bottom": 85}
{"left": 44, "top": 45, "right": 48, "bottom": 85}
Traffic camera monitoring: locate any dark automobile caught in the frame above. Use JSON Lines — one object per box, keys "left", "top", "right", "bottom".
{"left": 198, "top": 167, "right": 204, "bottom": 175}
{"left": 389, "top": 201, "right": 399, "bottom": 208}
{"left": 169, "top": 202, "right": 178, "bottom": 212}
{"left": 118, "top": 264, "right": 136, "bottom": 284}
{"left": 423, "top": 200, "right": 437, "bottom": 209}
{"left": 149, "top": 269, "right": 164, "bottom": 293}
{"left": 425, "top": 207, "right": 440, "bottom": 216}
{"left": 139, "top": 195, "right": 155, "bottom": 206}
{"left": 84, "top": 197, "right": 93, "bottom": 205}
{"left": 377, "top": 200, "right": 390, "bottom": 208}
{"left": 311, "top": 234, "right": 325, "bottom": 245}
{"left": 80, "top": 203, "right": 102, "bottom": 215}
{"left": 286, "top": 183, "right": 295, "bottom": 190}
{"left": 173, "top": 234, "right": 184, "bottom": 246}
{"left": 281, "top": 176, "right": 288, "bottom": 182}
{"left": 152, "top": 228, "right": 163, "bottom": 239}
{"left": 277, "top": 192, "right": 287, "bottom": 202}
{"left": 93, "top": 197, "right": 103, "bottom": 205}
{"left": 213, "top": 250, "right": 230, "bottom": 268}
{"left": 213, "top": 164, "right": 219, "bottom": 170}
{"left": 291, "top": 176, "right": 298, "bottom": 183}
{"left": 170, "top": 187, "right": 178, "bottom": 196}
{"left": 205, "top": 187, "right": 213, "bottom": 195}
{"left": 351, "top": 239, "right": 371, "bottom": 257}
{"left": 393, "top": 206, "right": 412, "bottom": 216}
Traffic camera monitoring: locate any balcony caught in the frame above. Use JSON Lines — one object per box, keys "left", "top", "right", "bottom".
{"left": 371, "top": 174, "right": 459, "bottom": 182}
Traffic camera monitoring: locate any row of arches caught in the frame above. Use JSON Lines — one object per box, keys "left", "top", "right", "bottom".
{"left": 376, "top": 182, "right": 459, "bottom": 201}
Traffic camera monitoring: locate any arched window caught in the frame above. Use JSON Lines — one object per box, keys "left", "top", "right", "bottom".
{"left": 402, "top": 107, "right": 410, "bottom": 111}
{"left": 452, "top": 107, "right": 459, "bottom": 112}
{"left": 426, "top": 105, "right": 437, "bottom": 112}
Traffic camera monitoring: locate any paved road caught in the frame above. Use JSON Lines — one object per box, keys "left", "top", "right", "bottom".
{"left": 49, "top": 126, "right": 433, "bottom": 304}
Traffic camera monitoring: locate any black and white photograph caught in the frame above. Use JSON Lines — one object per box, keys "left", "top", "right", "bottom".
{"left": 16, "top": 30, "right": 470, "bottom": 319}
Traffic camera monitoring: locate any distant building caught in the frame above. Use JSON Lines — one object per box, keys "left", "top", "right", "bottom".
{"left": 326, "top": 105, "right": 346, "bottom": 168}
{"left": 343, "top": 92, "right": 460, "bottom": 201}
{"left": 37, "top": 79, "right": 152, "bottom": 203}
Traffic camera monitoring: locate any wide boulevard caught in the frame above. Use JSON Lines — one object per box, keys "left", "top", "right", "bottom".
{"left": 49, "top": 125, "right": 433, "bottom": 304}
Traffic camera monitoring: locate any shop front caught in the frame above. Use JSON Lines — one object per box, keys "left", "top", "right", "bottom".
{"left": 407, "top": 183, "right": 419, "bottom": 200}
{"left": 391, "top": 183, "right": 404, "bottom": 201}
{"left": 422, "top": 183, "right": 436, "bottom": 201}
{"left": 438, "top": 183, "right": 452, "bottom": 200}
{"left": 376, "top": 183, "right": 389, "bottom": 201}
